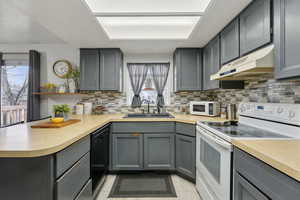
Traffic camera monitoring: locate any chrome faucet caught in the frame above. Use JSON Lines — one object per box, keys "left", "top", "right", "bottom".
{"left": 141, "top": 99, "right": 151, "bottom": 113}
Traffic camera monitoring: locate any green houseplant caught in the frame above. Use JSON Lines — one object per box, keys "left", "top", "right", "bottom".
{"left": 53, "top": 104, "right": 71, "bottom": 120}
{"left": 65, "top": 68, "right": 80, "bottom": 92}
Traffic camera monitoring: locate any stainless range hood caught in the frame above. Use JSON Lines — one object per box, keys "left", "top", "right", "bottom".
{"left": 211, "top": 45, "right": 274, "bottom": 80}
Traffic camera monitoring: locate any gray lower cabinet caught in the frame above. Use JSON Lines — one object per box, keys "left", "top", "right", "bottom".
{"left": 80, "top": 48, "right": 123, "bottom": 91}
{"left": 234, "top": 147, "right": 300, "bottom": 200}
{"left": 0, "top": 136, "right": 92, "bottom": 200}
{"left": 221, "top": 18, "right": 240, "bottom": 65}
{"left": 56, "top": 153, "right": 90, "bottom": 200}
{"left": 56, "top": 136, "right": 90, "bottom": 178}
{"left": 234, "top": 172, "right": 269, "bottom": 200}
{"left": 173, "top": 48, "right": 202, "bottom": 91}
{"left": 0, "top": 156, "right": 54, "bottom": 200}
{"left": 203, "top": 35, "right": 244, "bottom": 90}
{"left": 75, "top": 179, "right": 92, "bottom": 200}
{"left": 240, "top": 0, "right": 271, "bottom": 56}
{"left": 112, "top": 133, "right": 143, "bottom": 170}
{"left": 144, "top": 134, "right": 175, "bottom": 170}
{"left": 176, "top": 134, "right": 196, "bottom": 180}
{"left": 80, "top": 49, "right": 100, "bottom": 91}
{"left": 274, "top": 0, "right": 300, "bottom": 80}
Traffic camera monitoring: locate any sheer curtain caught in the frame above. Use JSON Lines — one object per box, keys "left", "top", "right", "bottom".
{"left": 149, "top": 63, "right": 170, "bottom": 107}
{"left": 127, "top": 63, "right": 149, "bottom": 108}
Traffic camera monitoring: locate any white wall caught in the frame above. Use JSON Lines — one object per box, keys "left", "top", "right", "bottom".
{"left": 0, "top": 44, "right": 81, "bottom": 117}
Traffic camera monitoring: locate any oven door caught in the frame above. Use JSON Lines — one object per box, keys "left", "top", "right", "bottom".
{"left": 196, "top": 126, "right": 232, "bottom": 200}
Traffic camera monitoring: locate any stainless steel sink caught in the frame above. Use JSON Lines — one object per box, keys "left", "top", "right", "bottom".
{"left": 124, "top": 113, "right": 174, "bottom": 118}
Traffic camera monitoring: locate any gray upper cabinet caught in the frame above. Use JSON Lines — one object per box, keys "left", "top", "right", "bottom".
{"left": 240, "top": 0, "right": 271, "bottom": 56}
{"left": 174, "top": 48, "right": 202, "bottom": 91}
{"left": 112, "top": 134, "right": 143, "bottom": 170}
{"left": 203, "top": 36, "right": 220, "bottom": 90}
{"left": 203, "top": 36, "right": 244, "bottom": 90}
{"left": 99, "top": 49, "right": 123, "bottom": 91}
{"left": 80, "top": 49, "right": 100, "bottom": 91}
{"left": 221, "top": 18, "right": 240, "bottom": 65}
{"left": 144, "top": 134, "right": 175, "bottom": 170}
{"left": 274, "top": 0, "right": 300, "bottom": 80}
{"left": 176, "top": 134, "right": 196, "bottom": 180}
{"left": 80, "top": 48, "right": 123, "bottom": 91}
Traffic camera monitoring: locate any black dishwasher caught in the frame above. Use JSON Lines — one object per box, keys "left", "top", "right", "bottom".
{"left": 91, "top": 124, "right": 110, "bottom": 197}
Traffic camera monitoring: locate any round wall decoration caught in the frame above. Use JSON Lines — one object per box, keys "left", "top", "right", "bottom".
{"left": 53, "top": 60, "right": 72, "bottom": 78}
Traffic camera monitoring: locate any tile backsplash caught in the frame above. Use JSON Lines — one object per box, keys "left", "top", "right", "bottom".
{"left": 79, "top": 77, "right": 300, "bottom": 114}
{"left": 215, "top": 78, "right": 300, "bottom": 105}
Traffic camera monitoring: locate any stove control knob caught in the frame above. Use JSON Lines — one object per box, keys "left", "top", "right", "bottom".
{"left": 289, "top": 110, "right": 296, "bottom": 119}
{"left": 277, "top": 107, "right": 284, "bottom": 114}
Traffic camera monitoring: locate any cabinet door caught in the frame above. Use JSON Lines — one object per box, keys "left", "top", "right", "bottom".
{"left": 240, "top": 0, "right": 271, "bottom": 56}
{"left": 203, "top": 36, "right": 220, "bottom": 90}
{"left": 112, "top": 134, "right": 143, "bottom": 170}
{"left": 144, "top": 134, "right": 175, "bottom": 170}
{"left": 80, "top": 49, "right": 100, "bottom": 90}
{"left": 234, "top": 172, "right": 269, "bottom": 200}
{"left": 176, "top": 134, "right": 196, "bottom": 180}
{"left": 175, "top": 48, "right": 202, "bottom": 91}
{"left": 274, "top": 0, "right": 300, "bottom": 80}
{"left": 99, "top": 49, "right": 122, "bottom": 91}
{"left": 221, "top": 18, "right": 240, "bottom": 64}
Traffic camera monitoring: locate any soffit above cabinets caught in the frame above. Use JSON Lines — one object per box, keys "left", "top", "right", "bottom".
{"left": 84, "top": 0, "right": 210, "bottom": 40}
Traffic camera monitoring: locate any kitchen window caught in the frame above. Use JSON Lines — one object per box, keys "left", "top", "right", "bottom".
{"left": 0, "top": 53, "right": 29, "bottom": 127}
{"left": 125, "top": 63, "right": 172, "bottom": 106}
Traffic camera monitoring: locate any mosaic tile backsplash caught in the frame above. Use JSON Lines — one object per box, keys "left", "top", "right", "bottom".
{"left": 79, "top": 78, "right": 300, "bottom": 114}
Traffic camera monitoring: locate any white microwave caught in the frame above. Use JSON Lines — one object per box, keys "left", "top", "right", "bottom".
{"left": 190, "top": 101, "right": 220, "bottom": 116}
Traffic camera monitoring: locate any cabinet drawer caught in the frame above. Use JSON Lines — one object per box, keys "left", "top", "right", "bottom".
{"left": 176, "top": 123, "right": 195, "bottom": 137}
{"left": 112, "top": 122, "right": 175, "bottom": 133}
{"left": 234, "top": 148, "right": 300, "bottom": 200}
{"left": 56, "top": 136, "right": 90, "bottom": 178}
{"left": 56, "top": 152, "right": 90, "bottom": 200}
{"left": 75, "top": 179, "right": 92, "bottom": 200}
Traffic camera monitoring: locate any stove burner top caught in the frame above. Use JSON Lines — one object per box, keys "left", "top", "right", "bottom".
{"left": 200, "top": 121, "right": 289, "bottom": 138}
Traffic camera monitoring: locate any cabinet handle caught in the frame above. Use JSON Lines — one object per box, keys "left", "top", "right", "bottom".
{"left": 131, "top": 133, "right": 141, "bottom": 136}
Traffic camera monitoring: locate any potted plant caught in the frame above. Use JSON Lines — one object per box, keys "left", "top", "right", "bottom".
{"left": 66, "top": 68, "right": 80, "bottom": 93}
{"left": 53, "top": 104, "right": 71, "bottom": 120}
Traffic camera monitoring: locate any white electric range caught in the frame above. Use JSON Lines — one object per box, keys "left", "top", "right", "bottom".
{"left": 196, "top": 102, "right": 300, "bottom": 200}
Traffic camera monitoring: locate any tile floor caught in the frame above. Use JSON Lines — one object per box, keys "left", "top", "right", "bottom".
{"left": 96, "top": 175, "right": 202, "bottom": 200}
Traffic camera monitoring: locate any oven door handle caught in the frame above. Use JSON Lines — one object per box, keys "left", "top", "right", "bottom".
{"left": 197, "top": 127, "right": 232, "bottom": 151}
{"left": 214, "top": 138, "right": 232, "bottom": 151}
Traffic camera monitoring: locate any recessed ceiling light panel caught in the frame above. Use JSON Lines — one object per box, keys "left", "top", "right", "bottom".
{"left": 97, "top": 16, "right": 201, "bottom": 39}
{"left": 84, "top": 0, "right": 211, "bottom": 13}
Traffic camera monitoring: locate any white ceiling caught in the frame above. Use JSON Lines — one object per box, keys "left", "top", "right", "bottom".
{"left": 0, "top": 2, "right": 64, "bottom": 44}
{"left": 1, "top": 0, "right": 252, "bottom": 53}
